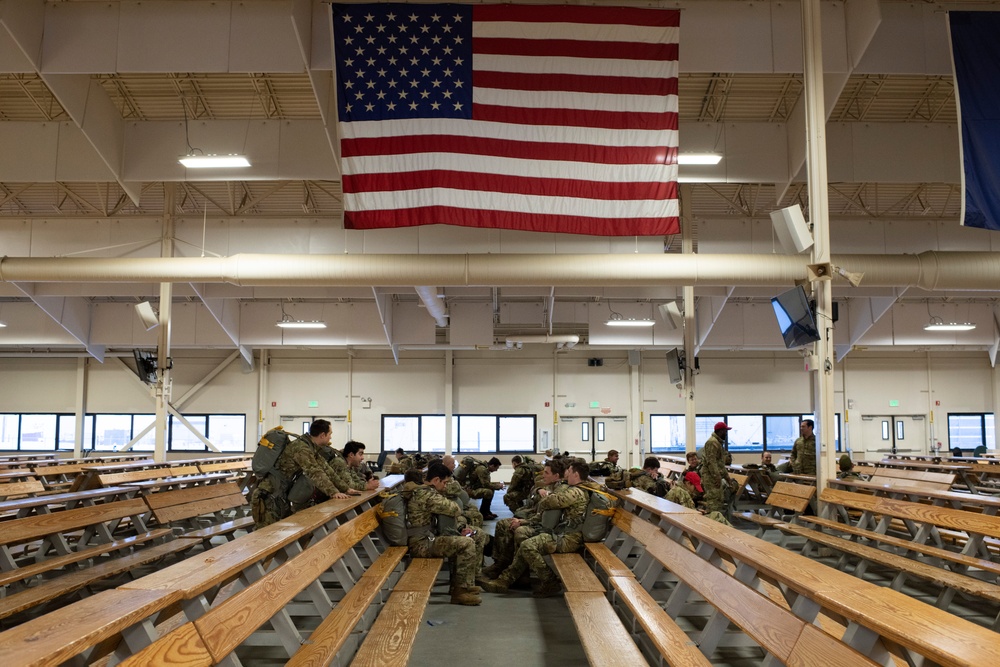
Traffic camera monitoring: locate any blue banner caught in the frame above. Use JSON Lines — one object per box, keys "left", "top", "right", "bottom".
{"left": 950, "top": 12, "right": 1000, "bottom": 231}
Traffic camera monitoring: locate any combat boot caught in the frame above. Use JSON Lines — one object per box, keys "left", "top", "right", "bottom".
{"left": 450, "top": 586, "right": 482, "bottom": 606}
{"left": 450, "top": 583, "right": 482, "bottom": 596}
{"left": 532, "top": 578, "right": 562, "bottom": 598}
{"left": 481, "top": 563, "right": 506, "bottom": 579}
{"left": 480, "top": 573, "right": 515, "bottom": 593}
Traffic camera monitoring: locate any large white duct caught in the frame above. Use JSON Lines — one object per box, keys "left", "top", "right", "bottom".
{"left": 414, "top": 286, "right": 449, "bottom": 327}
{"left": 1, "top": 251, "right": 999, "bottom": 290}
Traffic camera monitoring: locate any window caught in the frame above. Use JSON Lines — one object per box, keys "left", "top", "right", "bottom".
{"left": 948, "top": 413, "right": 995, "bottom": 453}
{"left": 650, "top": 413, "right": 842, "bottom": 453}
{"left": 381, "top": 414, "right": 535, "bottom": 453}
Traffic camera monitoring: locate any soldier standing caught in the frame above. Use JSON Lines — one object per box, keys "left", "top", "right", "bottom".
{"left": 701, "top": 421, "right": 732, "bottom": 514}
{"left": 790, "top": 419, "right": 817, "bottom": 475}
{"left": 250, "top": 419, "right": 351, "bottom": 528}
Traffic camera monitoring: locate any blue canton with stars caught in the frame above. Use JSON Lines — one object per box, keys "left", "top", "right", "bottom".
{"left": 332, "top": 4, "right": 473, "bottom": 122}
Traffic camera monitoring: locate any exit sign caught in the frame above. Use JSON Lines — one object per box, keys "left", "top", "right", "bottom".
{"left": 889, "top": 400, "right": 899, "bottom": 407}
{"left": 308, "top": 400, "right": 319, "bottom": 408}
{"left": 590, "top": 401, "right": 600, "bottom": 409}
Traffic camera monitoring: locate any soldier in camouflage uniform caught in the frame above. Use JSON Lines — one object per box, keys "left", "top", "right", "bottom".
{"left": 388, "top": 448, "right": 415, "bottom": 474}
{"left": 466, "top": 456, "right": 504, "bottom": 519}
{"left": 441, "top": 455, "right": 484, "bottom": 527}
{"left": 702, "top": 421, "right": 732, "bottom": 514}
{"left": 485, "top": 458, "right": 566, "bottom": 578}
{"left": 791, "top": 419, "right": 817, "bottom": 475}
{"left": 407, "top": 461, "right": 483, "bottom": 605}
{"left": 504, "top": 455, "right": 543, "bottom": 513}
{"left": 298, "top": 439, "right": 381, "bottom": 510}
{"left": 628, "top": 456, "right": 668, "bottom": 496}
{"left": 482, "top": 459, "right": 591, "bottom": 598}
{"left": 837, "top": 453, "right": 865, "bottom": 480}
{"left": 251, "top": 420, "right": 352, "bottom": 528}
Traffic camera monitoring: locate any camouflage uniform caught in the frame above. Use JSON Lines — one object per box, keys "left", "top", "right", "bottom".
{"left": 492, "top": 481, "right": 565, "bottom": 570}
{"left": 629, "top": 470, "right": 667, "bottom": 496}
{"left": 495, "top": 484, "right": 589, "bottom": 587}
{"left": 791, "top": 435, "right": 817, "bottom": 475}
{"left": 837, "top": 469, "right": 864, "bottom": 480}
{"left": 388, "top": 455, "right": 415, "bottom": 474}
{"left": 406, "top": 485, "right": 481, "bottom": 589}
{"left": 251, "top": 435, "right": 351, "bottom": 528}
{"left": 443, "top": 477, "right": 484, "bottom": 527}
{"left": 504, "top": 460, "right": 541, "bottom": 512}
{"left": 701, "top": 432, "right": 730, "bottom": 514}
{"left": 466, "top": 463, "right": 497, "bottom": 514}
{"left": 665, "top": 485, "right": 695, "bottom": 509}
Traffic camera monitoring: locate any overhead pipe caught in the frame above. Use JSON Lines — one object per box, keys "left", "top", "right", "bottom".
{"left": 506, "top": 335, "right": 580, "bottom": 348}
{"left": 1, "top": 251, "right": 1000, "bottom": 291}
{"left": 414, "top": 286, "right": 449, "bottom": 327}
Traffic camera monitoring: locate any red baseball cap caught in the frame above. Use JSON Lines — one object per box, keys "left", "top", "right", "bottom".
{"left": 684, "top": 471, "right": 704, "bottom": 493}
{"left": 714, "top": 421, "right": 733, "bottom": 431}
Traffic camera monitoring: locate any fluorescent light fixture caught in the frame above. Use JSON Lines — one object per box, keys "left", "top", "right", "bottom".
{"left": 678, "top": 153, "right": 722, "bottom": 165}
{"left": 276, "top": 320, "right": 327, "bottom": 329}
{"left": 0, "top": 321, "right": 6, "bottom": 328}
{"left": 179, "top": 154, "right": 251, "bottom": 169}
{"left": 924, "top": 321, "right": 976, "bottom": 331}
{"left": 606, "top": 313, "right": 655, "bottom": 327}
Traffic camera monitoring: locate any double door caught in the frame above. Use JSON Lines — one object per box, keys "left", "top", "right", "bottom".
{"left": 559, "top": 416, "right": 628, "bottom": 462}
{"left": 859, "top": 414, "right": 927, "bottom": 458}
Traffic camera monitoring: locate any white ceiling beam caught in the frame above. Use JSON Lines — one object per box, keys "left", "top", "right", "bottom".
{"left": 189, "top": 282, "right": 253, "bottom": 368}
{"left": 10, "top": 281, "right": 105, "bottom": 361}
{"left": 0, "top": 1, "right": 140, "bottom": 204}
{"left": 835, "top": 289, "right": 904, "bottom": 362}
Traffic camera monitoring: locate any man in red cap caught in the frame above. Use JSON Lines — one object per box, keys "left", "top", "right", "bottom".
{"left": 702, "top": 421, "right": 732, "bottom": 514}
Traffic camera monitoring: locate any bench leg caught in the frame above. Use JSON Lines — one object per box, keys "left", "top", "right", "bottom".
{"left": 842, "top": 622, "right": 896, "bottom": 667}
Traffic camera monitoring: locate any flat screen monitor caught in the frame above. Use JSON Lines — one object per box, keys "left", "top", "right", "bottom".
{"left": 132, "top": 349, "right": 158, "bottom": 384}
{"left": 665, "top": 348, "right": 683, "bottom": 384}
{"left": 770, "top": 286, "right": 821, "bottom": 349}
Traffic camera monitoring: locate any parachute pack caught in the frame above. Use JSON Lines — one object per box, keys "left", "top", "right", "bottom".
{"left": 604, "top": 467, "right": 641, "bottom": 490}
{"left": 578, "top": 481, "right": 618, "bottom": 542}
{"left": 588, "top": 460, "right": 616, "bottom": 477}
{"left": 376, "top": 488, "right": 455, "bottom": 546}
{"left": 454, "top": 456, "right": 487, "bottom": 485}
{"left": 251, "top": 426, "right": 299, "bottom": 477}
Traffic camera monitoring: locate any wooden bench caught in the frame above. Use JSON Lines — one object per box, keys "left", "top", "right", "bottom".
{"left": 734, "top": 480, "right": 816, "bottom": 536}
{"left": 349, "top": 557, "right": 443, "bottom": 667}
{"left": 118, "top": 507, "right": 401, "bottom": 666}
{"left": 97, "top": 464, "right": 202, "bottom": 488}
{"left": 611, "top": 487, "right": 1000, "bottom": 666}
{"left": 0, "top": 489, "right": 391, "bottom": 665}
{"left": 869, "top": 465, "right": 957, "bottom": 492}
{"left": 550, "top": 553, "right": 656, "bottom": 666}
{"left": 142, "top": 482, "right": 251, "bottom": 540}
{"left": 603, "top": 507, "right": 880, "bottom": 665}
{"left": 0, "top": 496, "right": 198, "bottom": 622}
{"left": 0, "top": 478, "right": 45, "bottom": 500}
{"left": 0, "top": 485, "right": 137, "bottom": 521}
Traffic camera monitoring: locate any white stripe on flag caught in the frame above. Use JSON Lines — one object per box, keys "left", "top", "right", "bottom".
{"left": 472, "top": 22, "right": 679, "bottom": 45}
{"left": 474, "top": 87, "right": 678, "bottom": 114}
{"left": 474, "top": 54, "right": 677, "bottom": 79}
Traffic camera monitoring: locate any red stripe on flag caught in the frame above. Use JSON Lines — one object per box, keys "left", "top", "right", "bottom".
{"left": 342, "top": 135, "right": 674, "bottom": 165}
{"left": 343, "top": 170, "right": 678, "bottom": 201}
{"left": 473, "top": 104, "right": 679, "bottom": 131}
{"left": 474, "top": 5, "right": 680, "bottom": 28}
{"left": 344, "top": 206, "right": 680, "bottom": 236}
{"left": 475, "top": 70, "right": 678, "bottom": 97}
{"left": 474, "top": 37, "right": 678, "bottom": 62}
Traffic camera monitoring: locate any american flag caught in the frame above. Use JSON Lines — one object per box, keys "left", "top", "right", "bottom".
{"left": 332, "top": 3, "right": 679, "bottom": 236}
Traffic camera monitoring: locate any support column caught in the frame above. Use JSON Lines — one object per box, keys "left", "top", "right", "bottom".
{"left": 154, "top": 184, "right": 175, "bottom": 462}
{"left": 444, "top": 350, "right": 454, "bottom": 455}
{"left": 680, "top": 184, "right": 697, "bottom": 452}
{"left": 74, "top": 357, "right": 88, "bottom": 457}
{"left": 802, "top": 0, "right": 836, "bottom": 497}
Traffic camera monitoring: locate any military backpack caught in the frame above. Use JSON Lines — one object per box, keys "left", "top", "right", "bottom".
{"left": 251, "top": 426, "right": 300, "bottom": 476}
{"left": 454, "top": 456, "right": 487, "bottom": 485}
{"left": 578, "top": 481, "right": 618, "bottom": 542}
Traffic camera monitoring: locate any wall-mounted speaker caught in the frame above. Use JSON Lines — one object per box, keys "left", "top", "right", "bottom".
{"left": 657, "top": 301, "right": 683, "bottom": 330}
{"left": 627, "top": 350, "right": 641, "bottom": 366}
{"left": 135, "top": 301, "right": 159, "bottom": 331}
{"left": 770, "top": 204, "right": 814, "bottom": 255}
{"left": 588, "top": 358, "right": 604, "bottom": 367}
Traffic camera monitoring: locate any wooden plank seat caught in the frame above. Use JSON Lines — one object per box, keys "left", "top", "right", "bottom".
{"left": 734, "top": 481, "right": 816, "bottom": 535}
{"left": 0, "top": 479, "right": 45, "bottom": 500}
{"left": 31, "top": 462, "right": 91, "bottom": 490}
{"left": 123, "top": 471, "right": 235, "bottom": 493}
{"left": 118, "top": 507, "right": 393, "bottom": 666}
{"left": 142, "top": 482, "right": 249, "bottom": 534}
{"left": 869, "top": 466, "right": 957, "bottom": 492}
{"left": 97, "top": 464, "right": 202, "bottom": 487}
{"left": 349, "top": 557, "right": 443, "bottom": 667}
{"left": 0, "top": 485, "right": 138, "bottom": 521}
{"left": 606, "top": 508, "right": 880, "bottom": 666}
{"left": 611, "top": 489, "right": 1000, "bottom": 666}
{"left": 0, "top": 490, "right": 389, "bottom": 665}
{"left": 550, "top": 553, "right": 652, "bottom": 666}
{"left": 286, "top": 546, "right": 407, "bottom": 667}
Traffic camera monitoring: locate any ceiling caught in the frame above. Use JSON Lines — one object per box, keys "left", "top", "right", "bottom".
{"left": 0, "top": 0, "right": 997, "bottom": 360}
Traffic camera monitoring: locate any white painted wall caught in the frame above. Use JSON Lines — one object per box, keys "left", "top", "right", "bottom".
{"left": 1, "top": 349, "right": 996, "bottom": 460}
